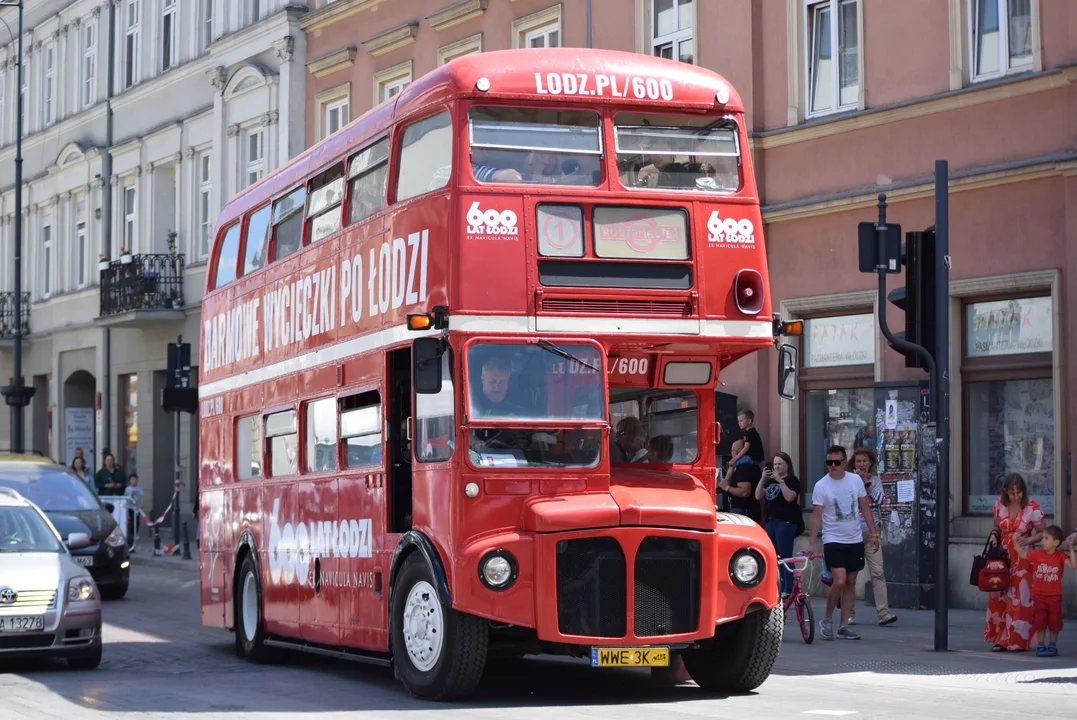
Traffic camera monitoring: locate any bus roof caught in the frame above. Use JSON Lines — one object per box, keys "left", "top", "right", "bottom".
{"left": 212, "top": 48, "right": 743, "bottom": 257}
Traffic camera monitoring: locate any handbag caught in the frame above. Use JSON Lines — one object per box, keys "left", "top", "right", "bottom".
{"left": 969, "top": 531, "right": 1010, "bottom": 592}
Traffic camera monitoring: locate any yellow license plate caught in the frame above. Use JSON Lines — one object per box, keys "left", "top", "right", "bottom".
{"left": 590, "top": 647, "right": 670, "bottom": 667}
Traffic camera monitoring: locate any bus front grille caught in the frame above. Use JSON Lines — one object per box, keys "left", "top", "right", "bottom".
{"left": 633, "top": 537, "right": 700, "bottom": 637}
{"left": 555, "top": 538, "right": 626, "bottom": 638}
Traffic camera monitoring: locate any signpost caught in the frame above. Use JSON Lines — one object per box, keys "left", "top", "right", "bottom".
{"left": 858, "top": 160, "right": 950, "bottom": 651}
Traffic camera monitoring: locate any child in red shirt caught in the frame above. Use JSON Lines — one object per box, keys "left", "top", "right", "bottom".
{"left": 1016, "top": 525, "right": 1077, "bottom": 657}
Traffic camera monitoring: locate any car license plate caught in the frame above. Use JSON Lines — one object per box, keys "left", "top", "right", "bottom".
{"left": 591, "top": 647, "right": 670, "bottom": 667}
{"left": 74, "top": 556, "right": 94, "bottom": 567}
{"left": 0, "top": 616, "right": 44, "bottom": 633}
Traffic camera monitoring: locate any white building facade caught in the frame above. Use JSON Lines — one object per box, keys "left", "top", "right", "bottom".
{"left": 0, "top": 0, "right": 309, "bottom": 522}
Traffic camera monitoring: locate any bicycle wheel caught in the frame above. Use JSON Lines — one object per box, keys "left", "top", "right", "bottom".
{"left": 796, "top": 595, "right": 815, "bottom": 644}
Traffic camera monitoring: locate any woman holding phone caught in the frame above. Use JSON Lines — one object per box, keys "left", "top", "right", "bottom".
{"left": 755, "top": 452, "right": 802, "bottom": 597}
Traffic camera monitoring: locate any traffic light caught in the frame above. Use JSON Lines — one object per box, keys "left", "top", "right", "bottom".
{"left": 886, "top": 229, "right": 937, "bottom": 369}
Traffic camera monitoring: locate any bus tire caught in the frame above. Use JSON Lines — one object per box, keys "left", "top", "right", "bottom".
{"left": 682, "top": 605, "right": 783, "bottom": 693}
{"left": 390, "top": 553, "right": 488, "bottom": 701}
{"left": 234, "top": 553, "right": 275, "bottom": 664}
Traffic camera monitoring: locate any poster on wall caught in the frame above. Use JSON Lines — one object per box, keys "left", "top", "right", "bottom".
{"left": 65, "top": 408, "right": 95, "bottom": 468}
{"left": 874, "top": 396, "right": 917, "bottom": 544}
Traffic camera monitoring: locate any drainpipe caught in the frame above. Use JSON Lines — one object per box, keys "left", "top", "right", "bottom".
{"left": 101, "top": 0, "right": 116, "bottom": 460}
{"left": 586, "top": 0, "right": 592, "bottom": 48}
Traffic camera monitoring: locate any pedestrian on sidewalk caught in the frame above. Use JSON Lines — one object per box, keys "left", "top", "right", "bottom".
{"left": 808, "top": 445, "right": 879, "bottom": 641}
{"left": 847, "top": 448, "right": 897, "bottom": 627}
{"left": 755, "top": 451, "right": 802, "bottom": 597}
{"left": 985, "top": 473, "right": 1045, "bottom": 652}
{"left": 94, "top": 452, "right": 125, "bottom": 497}
{"left": 1012, "top": 525, "right": 1076, "bottom": 657}
{"left": 70, "top": 456, "right": 93, "bottom": 493}
{"left": 719, "top": 439, "right": 762, "bottom": 523}
{"left": 124, "top": 473, "right": 144, "bottom": 544}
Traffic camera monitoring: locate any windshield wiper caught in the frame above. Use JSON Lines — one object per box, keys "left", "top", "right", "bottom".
{"left": 536, "top": 339, "right": 599, "bottom": 373}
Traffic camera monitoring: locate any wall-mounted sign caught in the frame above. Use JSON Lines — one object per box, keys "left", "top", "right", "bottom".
{"left": 803, "top": 313, "right": 875, "bottom": 368}
{"left": 966, "top": 296, "right": 1052, "bottom": 357}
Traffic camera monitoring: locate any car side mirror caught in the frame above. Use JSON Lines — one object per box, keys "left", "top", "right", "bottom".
{"left": 777, "top": 344, "right": 798, "bottom": 400}
{"left": 413, "top": 337, "right": 444, "bottom": 394}
{"left": 67, "top": 532, "right": 91, "bottom": 550}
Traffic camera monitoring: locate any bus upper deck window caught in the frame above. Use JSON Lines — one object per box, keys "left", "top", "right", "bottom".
{"left": 614, "top": 113, "right": 740, "bottom": 193}
{"left": 348, "top": 139, "right": 389, "bottom": 225}
{"left": 243, "top": 205, "right": 271, "bottom": 277}
{"left": 213, "top": 222, "right": 241, "bottom": 288}
{"left": 398, "top": 111, "right": 453, "bottom": 202}
{"left": 271, "top": 186, "right": 306, "bottom": 261}
{"left": 468, "top": 107, "right": 602, "bottom": 187}
{"left": 307, "top": 165, "right": 345, "bottom": 244}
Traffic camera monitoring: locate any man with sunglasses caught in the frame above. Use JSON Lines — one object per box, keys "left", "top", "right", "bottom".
{"left": 809, "top": 445, "right": 880, "bottom": 641}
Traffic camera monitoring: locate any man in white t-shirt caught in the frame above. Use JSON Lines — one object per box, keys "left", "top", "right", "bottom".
{"left": 808, "top": 445, "right": 879, "bottom": 640}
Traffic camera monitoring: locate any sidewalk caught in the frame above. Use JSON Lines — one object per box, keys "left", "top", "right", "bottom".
{"left": 774, "top": 595, "right": 1077, "bottom": 680}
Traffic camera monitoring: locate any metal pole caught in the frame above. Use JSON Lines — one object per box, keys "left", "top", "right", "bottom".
{"left": 934, "top": 160, "right": 951, "bottom": 651}
{"left": 102, "top": 0, "right": 117, "bottom": 463}
{"left": 172, "top": 335, "right": 182, "bottom": 547}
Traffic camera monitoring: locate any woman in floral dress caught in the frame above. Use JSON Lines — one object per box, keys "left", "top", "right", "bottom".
{"left": 985, "top": 473, "right": 1045, "bottom": 652}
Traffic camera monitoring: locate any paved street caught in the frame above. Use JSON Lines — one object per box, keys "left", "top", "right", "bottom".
{"left": 1, "top": 556, "right": 1074, "bottom": 718}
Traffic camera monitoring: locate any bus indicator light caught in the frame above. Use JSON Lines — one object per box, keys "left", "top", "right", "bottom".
{"left": 407, "top": 313, "right": 433, "bottom": 331}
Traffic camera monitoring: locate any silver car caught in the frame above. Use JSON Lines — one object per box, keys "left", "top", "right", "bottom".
{"left": 0, "top": 487, "right": 102, "bottom": 669}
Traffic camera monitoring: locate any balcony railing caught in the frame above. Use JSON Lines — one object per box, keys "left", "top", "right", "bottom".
{"left": 99, "top": 253, "right": 185, "bottom": 319}
{"left": 0, "top": 291, "right": 30, "bottom": 339}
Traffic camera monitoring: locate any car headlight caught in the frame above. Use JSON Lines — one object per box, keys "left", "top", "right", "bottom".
{"left": 68, "top": 577, "right": 97, "bottom": 602}
{"left": 478, "top": 550, "right": 517, "bottom": 591}
{"left": 105, "top": 526, "right": 126, "bottom": 548}
{"left": 729, "top": 549, "right": 764, "bottom": 588}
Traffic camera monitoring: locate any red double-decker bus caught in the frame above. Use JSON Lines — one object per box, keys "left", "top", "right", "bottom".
{"left": 198, "top": 48, "right": 799, "bottom": 700}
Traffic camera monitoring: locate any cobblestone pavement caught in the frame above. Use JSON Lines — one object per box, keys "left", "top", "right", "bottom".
{"left": 1, "top": 556, "right": 1074, "bottom": 719}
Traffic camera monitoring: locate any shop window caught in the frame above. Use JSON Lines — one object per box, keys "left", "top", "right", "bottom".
{"left": 265, "top": 410, "right": 298, "bottom": 477}
{"left": 802, "top": 387, "right": 875, "bottom": 500}
{"left": 341, "top": 391, "right": 382, "bottom": 468}
{"left": 120, "top": 374, "right": 138, "bottom": 477}
{"left": 236, "top": 415, "right": 263, "bottom": 480}
{"left": 962, "top": 295, "right": 1053, "bottom": 515}
{"left": 306, "top": 398, "right": 337, "bottom": 472}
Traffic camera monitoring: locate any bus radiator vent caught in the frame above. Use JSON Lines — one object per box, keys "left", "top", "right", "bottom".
{"left": 555, "top": 538, "right": 626, "bottom": 638}
{"left": 633, "top": 537, "right": 701, "bottom": 637}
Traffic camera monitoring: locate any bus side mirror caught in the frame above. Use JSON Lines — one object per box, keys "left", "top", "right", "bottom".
{"left": 413, "top": 338, "right": 444, "bottom": 395}
{"left": 777, "top": 344, "right": 798, "bottom": 400}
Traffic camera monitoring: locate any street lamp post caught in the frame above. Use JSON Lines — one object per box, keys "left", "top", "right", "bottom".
{"left": 0, "top": 0, "right": 36, "bottom": 452}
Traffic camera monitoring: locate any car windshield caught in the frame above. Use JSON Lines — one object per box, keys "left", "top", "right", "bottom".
{"left": 466, "top": 342, "right": 605, "bottom": 468}
{"left": 0, "top": 506, "right": 65, "bottom": 553}
{"left": 0, "top": 470, "right": 102, "bottom": 513}
{"left": 614, "top": 113, "right": 740, "bottom": 192}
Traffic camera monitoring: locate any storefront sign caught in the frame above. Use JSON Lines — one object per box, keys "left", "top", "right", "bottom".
{"left": 803, "top": 313, "right": 875, "bottom": 368}
{"left": 65, "top": 408, "right": 95, "bottom": 467}
{"left": 966, "top": 296, "right": 1052, "bottom": 357}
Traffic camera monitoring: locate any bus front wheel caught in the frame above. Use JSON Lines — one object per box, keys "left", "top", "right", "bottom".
{"left": 390, "top": 554, "right": 488, "bottom": 700}
{"left": 234, "top": 553, "right": 275, "bottom": 664}
{"left": 682, "top": 605, "right": 783, "bottom": 693}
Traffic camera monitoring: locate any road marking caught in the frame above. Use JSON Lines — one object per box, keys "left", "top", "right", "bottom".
{"left": 102, "top": 622, "right": 169, "bottom": 644}
{"left": 802, "top": 712, "right": 858, "bottom": 717}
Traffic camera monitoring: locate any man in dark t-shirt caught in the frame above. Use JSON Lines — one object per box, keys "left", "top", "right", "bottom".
{"left": 719, "top": 439, "right": 762, "bottom": 524}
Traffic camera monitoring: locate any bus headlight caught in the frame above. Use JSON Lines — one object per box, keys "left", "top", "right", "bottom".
{"left": 729, "top": 550, "right": 764, "bottom": 588}
{"left": 479, "top": 550, "right": 517, "bottom": 591}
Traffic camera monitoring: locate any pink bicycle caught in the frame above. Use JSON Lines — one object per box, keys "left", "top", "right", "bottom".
{"left": 779, "top": 552, "right": 820, "bottom": 644}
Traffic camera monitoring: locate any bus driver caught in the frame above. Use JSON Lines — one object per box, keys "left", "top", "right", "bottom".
{"left": 469, "top": 354, "right": 558, "bottom": 454}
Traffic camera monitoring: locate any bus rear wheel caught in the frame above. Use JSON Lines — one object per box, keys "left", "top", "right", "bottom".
{"left": 390, "top": 554, "right": 488, "bottom": 700}
{"left": 234, "top": 553, "right": 275, "bottom": 664}
{"left": 682, "top": 605, "right": 783, "bottom": 693}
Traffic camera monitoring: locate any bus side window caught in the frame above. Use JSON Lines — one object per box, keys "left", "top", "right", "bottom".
{"left": 347, "top": 139, "right": 389, "bottom": 225}
{"left": 243, "top": 205, "right": 271, "bottom": 277}
{"left": 271, "top": 187, "right": 306, "bottom": 261}
{"left": 213, "top": 222, "right": 241, "bottom": 288}
{"left": 236, "top": 415, "right": 263, "bottom": 480}
{"left": 307, "top": 165, "right": 345, "bottom": 244}
{"left": 415, "top": 351, "right": 455, "bottom": 463}
{"left": 305, "top": 398, "right": 338, "bottom": 472}
{"left": 340, "top": 391, "right": 382, "bottom": 467}
{"left": 265, "top": 410, "right": 298, "bottom": 477}
{"left": 396, "top": 111, "right": 452, "bottom": 202}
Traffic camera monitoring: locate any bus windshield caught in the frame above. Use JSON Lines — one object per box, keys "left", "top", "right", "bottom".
{"left": 614, "top": 113, "right": 740, "bottom": 192}
{"left": 468, "top": 107, "right": 602, "bottom": 186}
{"left": 466, "top": 342, "right": 605, "bottom": 469}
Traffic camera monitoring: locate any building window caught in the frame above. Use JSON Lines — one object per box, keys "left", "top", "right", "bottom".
{"left": 513, "top": 5, "right": 562, "bottom": 49}
{"left": 199, "top": 153, "right": 212, "bottom": 259}
{"left": 244, "top": 129, "right": 265, "bottom": 188}
{"left": 246, "top": 0, "right": 269, "bottom": 25}
{"left": 162, "top": 0, "right": 178, "bottom": 72}
{"left": 123, "top": 185, "right": 137, "bottom": 255}
{"left": 120, "top": 373, "right": 138, "bottom": 477}
{"left": 325, "top": 97, "right": 348, "bottom": 137}
{"left": 41, "top": 224, "right": 52, "bottom": 297}
{"left": 652, "top": 0, "right": 693, "bottom": 63}
{"left": 525, "top": 24, "right": 559, "bottom": 48}
{"left": 962, "top": 295, "right": 1053, "bottom": 515}
{"left": 201, "top": 0, "right": 215, "bottom": 50}
{"left": 124, "top": 0, "right": 140, "bottom": 89}
{"left": 42, "top": 45, "right": 55, "bottom": 126}
{"left": 0, "top": 75, "right": 5, "bottom": 144}
{"left": 806, "top": 0, "right": 859, "bottom": 117}
{"left": 236, "top": 415, "right": 262, "bottom": 480}
{"left": 266, "top": 409, "right": 298, "bottom": 478}
{"left": 306, "top": 398, "right": 337, "bottom": 473}
{"left": 341, "top": 391, "right": 382, "bottom": 468}
{"left": 76, "top": 219, "right": 87, "bottom": 288}
{"left": 82, "top": 22, "right": 97, "bottom": 109}
{"left": 437, "top": 33, "right": 482, "bottom": 66}
{"left": 971, "top": 0, "right": 1033, "bottom": 81}
{"left": 373, "top": 61, "right": 411, "bottom": 106}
